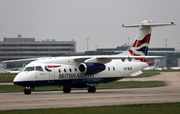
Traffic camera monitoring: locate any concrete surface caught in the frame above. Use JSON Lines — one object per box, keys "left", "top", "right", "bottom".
{"left": 0, "top": 72, "right": 180, "bottom": 111}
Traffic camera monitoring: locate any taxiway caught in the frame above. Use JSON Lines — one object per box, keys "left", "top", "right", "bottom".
{"left": 0, "top": 72, "right": 180, "bottom": 110}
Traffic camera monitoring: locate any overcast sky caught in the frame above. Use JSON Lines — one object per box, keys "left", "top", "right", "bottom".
{"left": 0, "top": 0, "right": 179, "bottom": 52}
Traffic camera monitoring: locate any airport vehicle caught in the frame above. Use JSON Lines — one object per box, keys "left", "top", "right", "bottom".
{"left": 0, "top": 65, "right": 10, "bottom": 73}
{"left": 170, "top": 67, "right": 180, "bottom": 70}
{"left": 9, "top": 68, "right": 22, "bottom": 73}
{"left": 3, "top": 19, "right": 175, "bottom": 95}
{"left": 143, "top": 60, "right": 162, "bottom": 70}
{"left": 0, "top": 65, "right": 23, "bottom": 74}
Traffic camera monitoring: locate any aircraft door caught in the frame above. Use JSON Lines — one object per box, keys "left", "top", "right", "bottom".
{"left": 46, "top": 65, "right": 55, "bottom": 83}
{"left": 116, "top": 63, "right": 124, "bottom": 77}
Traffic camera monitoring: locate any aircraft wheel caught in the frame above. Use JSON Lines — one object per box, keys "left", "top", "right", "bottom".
{"left": 87, "top": 86, "right": 96, "bottom": 93}
{"left": 63, "top": 87, "right": 71, "bottom": 93}
{"left": 24, "top": 89, "right": 31, "bottom": 95}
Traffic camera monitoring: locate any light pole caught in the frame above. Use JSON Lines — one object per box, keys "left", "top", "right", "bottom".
{"left": 127, "top": 37, "right": 130, "bottom": 46}
{"left": 165, "top": 39, "right": 167, "bottom": 68}
{"left": 95, "top": 45, "right": 98, "bottom": 50}
{"left": 86, "top": 38, "right": 89, "bottom": 51}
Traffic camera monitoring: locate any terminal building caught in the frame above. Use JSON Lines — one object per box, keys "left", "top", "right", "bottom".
{"left": 0, "top": 36, "right": 76, "bottom": 69}
{"left": 85, "top": 45, "right": 180, "bottom": 68}
{"left": 115, "top": 46, "right": 180, "bottom": 68}
{"left": 0, "top": 36, "right": 180, "bottom": 69}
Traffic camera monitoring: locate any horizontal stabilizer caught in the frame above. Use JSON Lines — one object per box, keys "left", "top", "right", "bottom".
{"left": 122, "top": 22, "right": 175, "bottom": 28}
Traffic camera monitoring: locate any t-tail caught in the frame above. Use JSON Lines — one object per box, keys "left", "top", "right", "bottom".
{"left": 119, "top": 19, "right": 175, "bottom": 62}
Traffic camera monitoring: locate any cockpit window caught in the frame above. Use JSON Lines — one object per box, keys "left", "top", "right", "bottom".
{"left": 36, "top": 66, "right": 43, "bottom": 71}
{"left": 24, "top": 67, "right": 34, "bottom": 71}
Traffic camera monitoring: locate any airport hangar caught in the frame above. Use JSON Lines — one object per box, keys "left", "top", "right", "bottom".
{"left": 0, "top": 37, "right": 180, "bottom": 69}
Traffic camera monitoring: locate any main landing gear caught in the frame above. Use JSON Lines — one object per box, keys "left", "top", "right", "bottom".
{"left": 63, "top": 87, "right": 71, "bottom": 93}
{"left": 87, "top": 86, "right": 96, "bottom": 93}
{"left": 62, "top": 86, "right": 96, "bottom": 93}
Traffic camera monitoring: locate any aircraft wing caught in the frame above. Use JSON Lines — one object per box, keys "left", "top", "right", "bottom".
{"left": 3, "top": 55, "right": 164, "bottom": 64}
{"left": 74, "top": 55, "right": 164, "bottom": 63}
{"left": 96, "top": 55, "right": 164, "bottom": 59}
{"left": 2, "top": 57, "right": 50, "bottom": 63}
{"left": 74, "top": 55, "right": 163, "bottom": 59}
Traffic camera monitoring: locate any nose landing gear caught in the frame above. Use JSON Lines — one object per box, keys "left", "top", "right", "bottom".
{"left": 24, "top": 89, "right": 31, "bottom": 95}
{"left": 23, "top": 86, "right": 34, "bottom": 95}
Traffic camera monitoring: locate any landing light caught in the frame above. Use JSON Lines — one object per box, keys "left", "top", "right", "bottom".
{"left": 22, "top": 87, "right": 30, "bottom": 90}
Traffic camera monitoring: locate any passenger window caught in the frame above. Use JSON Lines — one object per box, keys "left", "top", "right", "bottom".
{"left": 69, "top": 68, "right": 72, "bottom": 72}
{"left": 36, "top": 66, "right": 43, "bottom": 71}
{"left": 64, "top": 69, "right": 66, "bottom": 73}
{"left": 24, "top": 67, "right": 34, "bottom": 71}
{"left": 108, "top": 67, "right": 110, "bottom": 71}
{"left": 75, "top": 68, "right": 77, "bottom": 72}
{"left": 59, "top": 69, "right": 61, "bottom": 73}
{"left": 113, "top": 67, "right": 115, "bottom": 71}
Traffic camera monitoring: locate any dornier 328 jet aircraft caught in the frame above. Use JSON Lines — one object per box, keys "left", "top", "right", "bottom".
{"left": 3, "top": 19, "right": 175, "bottom": 95}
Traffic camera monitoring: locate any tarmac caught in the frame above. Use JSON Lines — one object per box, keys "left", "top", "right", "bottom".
{"left": 0, "top": 72, "right": 180, "bottom": 111}
{"left": 120, "top": 72, "right": 180, "bottom": 87}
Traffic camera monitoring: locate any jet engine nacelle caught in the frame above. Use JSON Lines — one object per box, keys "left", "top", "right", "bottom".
{"left": 78, "top": 63, "right": 106, "bottom": 75}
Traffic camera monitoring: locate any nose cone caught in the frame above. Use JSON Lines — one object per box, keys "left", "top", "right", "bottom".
{"left": 13, "top": 72, "right": 28, "bottom": 86}
{"left": 13, "top": 72, "right": 22, "bottom": 82}
{"left": 13, "top": 73, "right": 21, "bottom": 85}
{"left": 13, "top": 72, "right": 35, "bottom": 86}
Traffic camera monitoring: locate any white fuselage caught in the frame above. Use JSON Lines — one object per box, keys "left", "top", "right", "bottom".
{"left": 13, "top": 56, "right": 149, "bottom": 88}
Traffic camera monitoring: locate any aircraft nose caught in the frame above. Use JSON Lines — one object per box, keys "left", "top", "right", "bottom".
{"left": 13, "top": 73, "right": 20, "bottom": 82}
{"left": 13, "top": 73, "right": 24, "bottom": 86}
{"left": 13, "top": 72, "right": 34, "bottom": 86}
{"left": 13, "top": 74, "right": 19, "bottom": 85}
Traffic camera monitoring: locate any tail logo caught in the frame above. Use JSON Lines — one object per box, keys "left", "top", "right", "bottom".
{"left": 129, "top": 34, "right": 151, "bottom": 62}
{"left": 132, "top": 34, "right": 151, "bottom": 48}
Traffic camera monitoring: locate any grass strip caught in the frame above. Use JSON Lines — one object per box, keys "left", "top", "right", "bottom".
{"left": 126, "top": 69, "right": 180, "bottom": 78}
{"left": 0, "top": 81, "right": 165, "bottom": 93}
{"left": 1, "top": 70, "right": 180, "bottom": 83}
{"left": 126, "top": 70, "right": 160, "bottom": 78}
{"left": 0, "top": 102, "right": 180, "bottom": 114}
{"left": 0, "top": 73, "right": 17, "bottom": 83}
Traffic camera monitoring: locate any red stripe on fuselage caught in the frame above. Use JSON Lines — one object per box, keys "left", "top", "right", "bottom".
{"left": 45, "top": 65, "right": 61, "bottom": 68}
{"left": 133, "top": 34, "right": 151, "bottom": 47}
